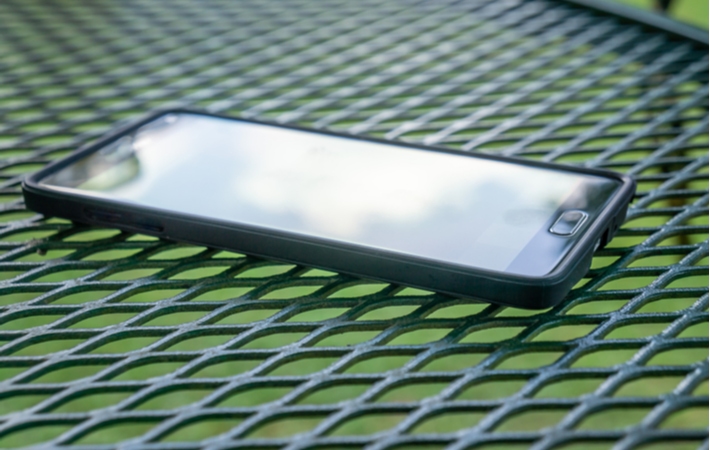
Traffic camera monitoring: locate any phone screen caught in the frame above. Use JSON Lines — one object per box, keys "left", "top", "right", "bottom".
{"left": 41, "top": 113, "right": 619, "bottom": 276}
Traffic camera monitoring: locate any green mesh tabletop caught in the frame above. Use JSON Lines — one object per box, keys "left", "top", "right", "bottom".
{"left": 0, "top": 0, "right": 707, "bottom": 448}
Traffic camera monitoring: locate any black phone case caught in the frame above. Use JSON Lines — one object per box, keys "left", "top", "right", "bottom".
{"left": 22, "top": 109, "right": 636, "bottom": 309}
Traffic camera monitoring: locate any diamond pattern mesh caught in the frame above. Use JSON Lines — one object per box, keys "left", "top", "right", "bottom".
{"left": 0, "top": 0, "right": 707, "bottom": 448}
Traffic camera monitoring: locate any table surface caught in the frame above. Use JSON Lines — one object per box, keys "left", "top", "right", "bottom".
{"left": 0, "top": 0, "right": 707, "bottom": 449}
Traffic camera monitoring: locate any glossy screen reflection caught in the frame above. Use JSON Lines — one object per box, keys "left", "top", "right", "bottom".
{"left": 42, "top": 113, "right": 619, "bottom": 276}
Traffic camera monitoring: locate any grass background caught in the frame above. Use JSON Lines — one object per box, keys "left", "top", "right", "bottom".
{"left": 0, "top": 0, "right": 707, "bottom": 447}
{"left": 612, "top": 0, "right": 709, "bottom": 29}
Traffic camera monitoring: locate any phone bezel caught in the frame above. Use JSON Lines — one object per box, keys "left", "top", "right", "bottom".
{"left": 22, "top": 109, "right": 636, "bottom": 308}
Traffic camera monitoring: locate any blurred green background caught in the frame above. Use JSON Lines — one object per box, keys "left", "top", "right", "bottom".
{"left": 613, "top": 0, "right": 709, "bottom": 28}
{"left": 0, "top": 0, "right": 707, "bottom": 448}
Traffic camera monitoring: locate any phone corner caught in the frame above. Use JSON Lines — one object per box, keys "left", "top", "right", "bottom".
{"left": 22, "top": 169, "right": 43, "bottom": 192}
{"left": 617, "top": 172, "right": 637, "bottom": 195}
{"left": 520, "top": 248, "right": 595, "bottom": 310}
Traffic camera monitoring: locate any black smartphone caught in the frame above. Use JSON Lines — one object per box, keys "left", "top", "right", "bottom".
{"left": 23, "top": 110, "right": 635, "bottom": 309}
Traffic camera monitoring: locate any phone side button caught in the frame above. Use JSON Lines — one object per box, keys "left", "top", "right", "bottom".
{"left": 84, "top": 207, "right": 122, "bottom": 222}
{"left": 134, "top": 220, "right": 164, "bottom": 233}
{"left": 549, "top": 210, "right": 587, "bottom": 236}
{"left": 137, "top": 224, "right": 163, "bottom": 233}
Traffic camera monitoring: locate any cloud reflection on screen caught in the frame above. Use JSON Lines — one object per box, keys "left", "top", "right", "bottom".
{"left": 46, "top": 114, "right": 608, "bottom": 274}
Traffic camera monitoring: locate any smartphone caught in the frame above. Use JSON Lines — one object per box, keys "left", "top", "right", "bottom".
{"left": 23, "top": 110, "right": 635, "bottom": 309}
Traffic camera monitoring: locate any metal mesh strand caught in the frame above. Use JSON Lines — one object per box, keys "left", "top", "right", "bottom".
{"left": 0, "top": 0, "right": 707, "bottom": 449}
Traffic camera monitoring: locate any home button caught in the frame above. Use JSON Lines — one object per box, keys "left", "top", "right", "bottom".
{"left": 550, "top": 210, "right": 588, "bottom": 236}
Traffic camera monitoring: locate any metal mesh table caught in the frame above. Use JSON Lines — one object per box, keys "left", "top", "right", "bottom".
{"left": 0, "top": 0, "right": 707, "bottom": 448}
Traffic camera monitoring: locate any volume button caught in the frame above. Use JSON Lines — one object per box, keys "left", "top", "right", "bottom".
{"left": 84, "top": 207, "right": 122, "bottom": 222}
{"left": 136, "top": 222, "right": 163, "bottom": 233}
